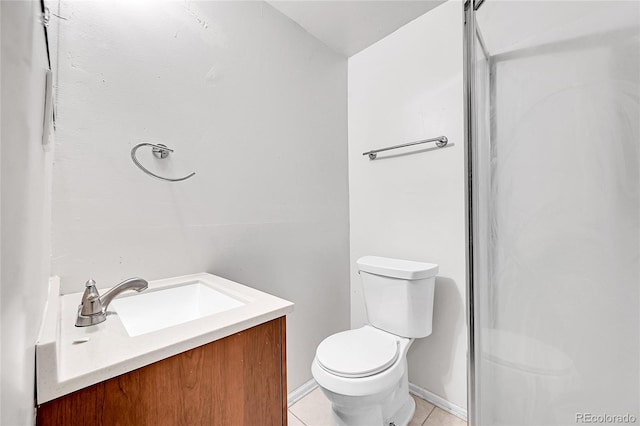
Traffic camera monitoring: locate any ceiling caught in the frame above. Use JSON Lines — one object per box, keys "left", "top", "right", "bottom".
{"left": 267, "top": 1, "right": 446, "bottom": 57}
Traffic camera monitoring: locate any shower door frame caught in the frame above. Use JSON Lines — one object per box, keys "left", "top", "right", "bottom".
{"left": 463, "top": 1, "right": 487, "bottom": 424}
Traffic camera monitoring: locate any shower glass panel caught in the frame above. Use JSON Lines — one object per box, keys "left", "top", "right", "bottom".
{"left": 465, "top": 2, "right": 640, "bottom": 425}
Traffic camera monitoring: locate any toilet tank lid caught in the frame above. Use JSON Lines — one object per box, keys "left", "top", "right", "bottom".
{"left": 357, "top": 256, "right": 438, "bottom": 280}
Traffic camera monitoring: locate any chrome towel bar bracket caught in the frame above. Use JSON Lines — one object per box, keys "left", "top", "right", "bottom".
{"left": 130, "top": 143, "right": 196, "bottom": 182}
{"left": 363, "top": 136, "right": 448, "bottom": 160}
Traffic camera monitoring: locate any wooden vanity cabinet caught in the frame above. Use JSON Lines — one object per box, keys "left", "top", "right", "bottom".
{"left": 36, "top": 317, "right": 288, "bottom": 426}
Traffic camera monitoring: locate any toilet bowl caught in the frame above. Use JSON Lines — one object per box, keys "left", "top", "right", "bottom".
{"left": 312, "top": 325, "right": 415, "bottom": 425}
{"left": 311, "top": 256, "right": 438, "bottom": 426}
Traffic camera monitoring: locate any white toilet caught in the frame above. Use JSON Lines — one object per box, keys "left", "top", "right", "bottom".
{"left": 312, "top": 256, "right": 438, "bottom": 426}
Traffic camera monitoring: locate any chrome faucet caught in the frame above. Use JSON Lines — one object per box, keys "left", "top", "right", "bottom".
{"left": 75, "top": 277, "right": 148, "bottom": 327}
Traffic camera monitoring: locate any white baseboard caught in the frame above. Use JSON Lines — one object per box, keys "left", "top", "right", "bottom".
{"left": 288, "top": 379, "right": 318, "bottom": 407}
{"left": 409, "top": 383, "right": 467, "bottom": 421}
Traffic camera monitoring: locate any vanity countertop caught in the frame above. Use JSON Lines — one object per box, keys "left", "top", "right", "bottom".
{"left": 36, "top": 273, "right": 294, "bottom": 404}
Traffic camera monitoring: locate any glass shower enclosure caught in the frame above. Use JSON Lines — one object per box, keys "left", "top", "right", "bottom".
{"left": 464, "top": 1, "right": 640, "bottom": 425}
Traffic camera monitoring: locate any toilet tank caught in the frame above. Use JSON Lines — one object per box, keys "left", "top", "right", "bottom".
{"left": 357, "top": 256, "right": 438, "bottom": 338}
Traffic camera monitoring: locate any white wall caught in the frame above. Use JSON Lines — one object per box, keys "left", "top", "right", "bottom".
{"left": 52, "top": 0, "right": 349, "bottom": 391}
{"left": 348, "top": 0, "right": 467, "bottom": 410}
{"left": 1, "top": 1, "right": 54, "bottom": 424}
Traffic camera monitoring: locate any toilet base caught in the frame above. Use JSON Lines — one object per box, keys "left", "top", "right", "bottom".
{"left": 319, "top": 366, "right": 415, "bottom": 426}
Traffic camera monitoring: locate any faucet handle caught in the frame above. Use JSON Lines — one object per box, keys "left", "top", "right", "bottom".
{"left": 80, "top": 279, "right": 102, "bottom": 316}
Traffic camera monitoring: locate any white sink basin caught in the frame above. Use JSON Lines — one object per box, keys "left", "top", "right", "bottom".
{"left": 111, "top": 282, "right": 246, "bottom": 336}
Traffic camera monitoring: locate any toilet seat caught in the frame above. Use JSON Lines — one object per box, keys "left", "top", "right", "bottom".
{"left": 316, "top": 326, "right": 399, "bottom": 378}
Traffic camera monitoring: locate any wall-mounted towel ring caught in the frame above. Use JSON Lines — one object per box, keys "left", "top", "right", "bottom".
{"left": 130, "top": 143, "right": 196, "bottom": 182}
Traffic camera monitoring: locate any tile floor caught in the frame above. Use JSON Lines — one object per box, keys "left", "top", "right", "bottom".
{"left": 288, "top": 387, "right": 467, "bottom": 426}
